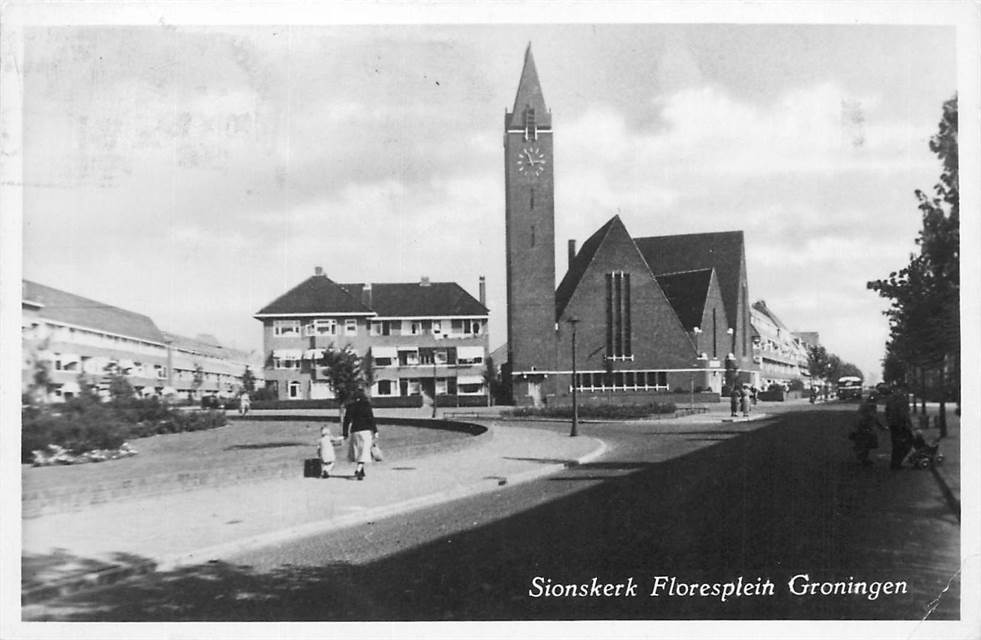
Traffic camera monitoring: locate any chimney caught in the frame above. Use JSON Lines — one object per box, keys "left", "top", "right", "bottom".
{"left": 568, "top": 239, "right": 577, "bottom": 269}
{"left": 478, "top": 276, "right": 486, "bottom": 307}
{"left": 420, "top": 276, "right": 430, "bottom": 287}
{"left": 314, "top": 266, "right": 324, "bottom": 276}
{"left": 362, "top": 283, "right": 373, "bottom": 308}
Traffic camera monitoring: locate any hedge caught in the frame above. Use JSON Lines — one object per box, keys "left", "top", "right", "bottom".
{"left": 503, "top": 402, "right": 677, "bottom": 420}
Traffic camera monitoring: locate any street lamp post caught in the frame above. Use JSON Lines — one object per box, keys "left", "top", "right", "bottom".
{"left": 432, "top": 356, "right": 438, "bottom": 418}
{"left": 567, "top": 317, "right": 580, "bottom": 438}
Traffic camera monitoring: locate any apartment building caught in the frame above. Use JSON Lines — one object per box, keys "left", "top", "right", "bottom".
{"left": 750, "top": 300, "right": 812, "bottom": 390}
{"left": 21, "top": 280, "right": 260, "bottom": 402}
{"left": 254, "top": 268, "right": 490, "bottom": 404}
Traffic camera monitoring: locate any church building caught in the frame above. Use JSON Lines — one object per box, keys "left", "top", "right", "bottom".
{"left": 503, "top": 45, "right": 757, "bottom": 406}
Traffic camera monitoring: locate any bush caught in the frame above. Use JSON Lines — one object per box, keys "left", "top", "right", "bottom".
{"left": 788, "top": 378, "right": 805, "bottom": 391}
{"left": 504, "top": 402, "right": 677, "bottom": 420}
{"left": 21, "top": 395, "right": 228, "bottom": 463}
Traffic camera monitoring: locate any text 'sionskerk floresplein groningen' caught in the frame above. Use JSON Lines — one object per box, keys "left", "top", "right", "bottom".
{"left": 527, "top": 575, "right": 909, "bottom": 602}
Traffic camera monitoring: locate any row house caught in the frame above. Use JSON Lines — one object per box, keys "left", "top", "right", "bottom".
{"left": 750, "top": 300, "right": 812, "bottom": 390}
{"left": 21, "top": 280, "right": 261, "bottom": 402}
{"left": 254, "top": 268, "right": 490, "bottom": 404}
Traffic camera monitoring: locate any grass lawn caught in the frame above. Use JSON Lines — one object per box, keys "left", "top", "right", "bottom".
{"left": 23, "top": 418, "right": 472, "bottom": 500}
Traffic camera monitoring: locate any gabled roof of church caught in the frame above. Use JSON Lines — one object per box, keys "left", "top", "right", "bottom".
{"left": 634, "top": 231, "right": 745, "bottom": 326}
{"left": 654, "top": 268, "right": 714, "bottom": 332}
{"left": 23, "top": 280, "right": 166, "bottom": 344}
{"left": 507, "top": 43, "right": 551, "bottom": 130}
{"left": 255, "top": 275, "right": 371, "bottom": 316}
{"left": 341, "top": 282, "right": 488, "bottom": 317}
{"left": 555, "top": 215, "right": 622, "bottom": 320}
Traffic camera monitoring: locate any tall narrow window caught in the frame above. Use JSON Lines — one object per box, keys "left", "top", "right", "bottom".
{"left": 605, "top": 271, "right": 632, "bottom": 359}
{"left": 525, "top": 108, "right": 537, "bottom": 141}
{"left": 530, "top": 225, "right": 536, "bottom": 247}
{"left": 530, "top": 187, "right": 535, "bottom": 209}
{"left": 712, "top": 308, "right": 718, "bottom": 357}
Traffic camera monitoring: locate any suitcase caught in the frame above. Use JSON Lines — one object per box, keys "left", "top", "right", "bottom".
{"left": 304, "top": 458, "right": 323, "bottom": 478}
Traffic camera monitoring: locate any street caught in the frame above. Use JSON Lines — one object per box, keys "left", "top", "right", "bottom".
{"left": 28, "top": 404, "right": 960, "bottom": 621}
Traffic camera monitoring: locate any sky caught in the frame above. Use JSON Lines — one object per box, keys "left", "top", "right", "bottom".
{"left": 16, "top": 19, "right": 959, "bottom": 382}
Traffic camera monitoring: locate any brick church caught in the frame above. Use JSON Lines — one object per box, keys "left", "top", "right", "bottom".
{"left": 503, "top": 45, "right": 756, "bottom": 406}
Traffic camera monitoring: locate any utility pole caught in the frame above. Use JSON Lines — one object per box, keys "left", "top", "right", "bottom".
{"left": 567, "top": 317, "right": 580, "bottom": 437}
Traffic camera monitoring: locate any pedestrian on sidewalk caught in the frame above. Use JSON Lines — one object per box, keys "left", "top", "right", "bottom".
{"left": 730, "top": 385, "right": 739, "bottom": 417}
{"left": 885, "top": 383, "right": 914, "bottom": 470}
{"left": 850, "top": 393, "right": 885, "bottom": 466}
{"left": 343, "top": 390, "right": 378, "bottom": 480}
{"left": 317, "top": 426, "right": 336, "bottom": 478}
{"left": 740, "top": 384, "right": 751, "bottom": 417}
{"left": 238, "top": 391, "right": 251, "bottom": 416}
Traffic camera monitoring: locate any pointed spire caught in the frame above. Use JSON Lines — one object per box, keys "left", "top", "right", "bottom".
{"left": 507, "top": 43, "right": 551, "bottom": 130}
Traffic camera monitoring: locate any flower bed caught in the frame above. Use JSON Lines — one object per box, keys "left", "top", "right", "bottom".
{"left": 30, "top": 443, "right": 139, "bottom": 467}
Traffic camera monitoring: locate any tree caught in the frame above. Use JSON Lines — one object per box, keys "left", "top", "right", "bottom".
{"left": 319, "top": 346, "right": 372, "bottom": 417}
{"left": 484, "top": 356, "right": 503, "bottom": 406}
{"left": 807, "top": 345, "right": 829, "bottom": 382}
{"left": 869, "top": 96, "right": 958, "bottom": 435}
{"left": 107, "top": 372, "right": 135, "bottom": 403}
{"left": 192, "top": 364, "right": 205, "bottom": 393}
{"left": 241, "top": 366, "right": 257, "bottom": 394}
{"left": 838, "top": 362, "right": 863, "bottom": 380}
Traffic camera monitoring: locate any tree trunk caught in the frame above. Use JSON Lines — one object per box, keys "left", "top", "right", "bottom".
{"left": 919, "top": 367, "right": 927, "bottom": 415}
{"left": 938, "top": 362, "right": 948, "bottom": 438}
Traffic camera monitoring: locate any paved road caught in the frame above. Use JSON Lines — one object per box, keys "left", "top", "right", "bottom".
{"left": 29, "top": 404, "right": 959, "bottom": 621}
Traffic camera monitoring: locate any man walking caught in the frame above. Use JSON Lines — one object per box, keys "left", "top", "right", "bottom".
{"left": 884, "top": 383, "right": 914, "bottom": 470}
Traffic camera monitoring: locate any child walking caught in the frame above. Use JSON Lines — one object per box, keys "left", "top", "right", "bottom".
{"left": 317, "top": 426, "right": 336, "bottom": 479}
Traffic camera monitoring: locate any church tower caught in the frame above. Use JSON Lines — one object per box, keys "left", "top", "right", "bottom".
{"left": 504, "top": 44, "right": 557, "bottom": 404}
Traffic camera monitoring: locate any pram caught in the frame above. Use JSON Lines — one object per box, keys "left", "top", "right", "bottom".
{"left": 906, "top": 430, "right": 945, "bottom": 469}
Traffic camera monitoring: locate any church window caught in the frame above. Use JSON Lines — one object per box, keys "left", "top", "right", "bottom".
{"left": 531, "top": 225, "right": 536, "bottom": 247}
{"left": 525, "top": 108, "right": 537, "bottom": 140}
{"left": 605, "top": 271, "right": 632, "bottom": 359}
{"left": 530, "top": 187, "right": 535, "bottom": 209}
{"left": 712, "top": 308, "right": 718, "bottom": 358}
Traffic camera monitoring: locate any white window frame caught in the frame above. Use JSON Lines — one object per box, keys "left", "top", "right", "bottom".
{"left": 274, "top": 357, "right": 300, "bottom": 370}
{"left": 344, "top": 318, "right": 358, "bottom": 336}
{"left": 313, "top": 319, "right": 337, "bottom": 336}
{"left": 274, "top": 320, "right": 301, "bottom": 337}
{"left": 288, "top": 380, "right": 302, "bottom": 399}
{"left": 456, "top": 347, "right": 485, "bottom": 365}
{"left": 375, "top": 379, "right": 395, "bottom": 396}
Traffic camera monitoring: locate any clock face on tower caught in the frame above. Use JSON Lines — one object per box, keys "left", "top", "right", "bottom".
{"left": 516, "top": 145, "right": 546, "bottom": 177}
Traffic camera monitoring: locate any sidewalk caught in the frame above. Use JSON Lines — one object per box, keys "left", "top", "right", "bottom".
{"left": 22, "top": 424, "right": 604, "bottom": 604}
{"left": 925, "top": 409, "right": 960, "bottom": 518}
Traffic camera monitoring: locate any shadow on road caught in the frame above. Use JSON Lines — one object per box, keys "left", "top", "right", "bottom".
{"left": 25, "top": 410, "right": 960, "bottom": 622}
{"left": 224, "top": 442, "right": 308, "bottom": 450}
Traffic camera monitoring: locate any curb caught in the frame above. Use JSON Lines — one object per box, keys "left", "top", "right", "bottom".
{"left": 22, "top": 435, "right": 607, "bottom": 607}
{"left": 929, "top": 464, "right": 960, "bottom": 522}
